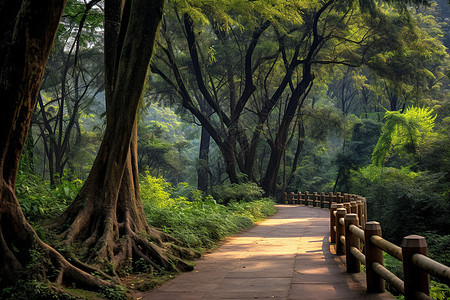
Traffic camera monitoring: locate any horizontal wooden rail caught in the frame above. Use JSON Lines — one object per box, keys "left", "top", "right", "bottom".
{"left": 412, "top": 254, "right": 450, "bottom": 285}
{"left": 349, "top": 224, "right": 364, "bottom": 240}
{"left": 350, "top": 246, "right": 365, "bottom": 265}
{"left": 340, "top": 235, "right": 345, "bottom": 245}
{"left": 370, "top": 235, "right": 403, "bottom": 261}
{"left": 373, "top": 261, "right": 405, "bottom": 294}
{"left": 282, "top": 190, "right": 450, "bottom": 299}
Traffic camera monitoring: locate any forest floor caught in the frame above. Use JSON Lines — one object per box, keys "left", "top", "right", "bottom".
{"left": 133, "top": 205, "right": 394, "bottom": 300}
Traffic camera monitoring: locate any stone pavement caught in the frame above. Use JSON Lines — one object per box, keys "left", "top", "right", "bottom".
{"left": 136, "top": 205, "right": 394, "bottom": 300}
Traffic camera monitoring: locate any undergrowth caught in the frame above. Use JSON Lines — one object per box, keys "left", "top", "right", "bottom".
{"left": 16, "top": 171, "right": 82, "bottom": 223}
{"left": 13, "top": 171, "right": 277, "bottom": 298}
{"left": 140, "top": 173, "right": 277, "bottom": 252}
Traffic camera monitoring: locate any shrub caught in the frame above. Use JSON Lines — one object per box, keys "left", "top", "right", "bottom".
{"left": 140, "top": 170, "right": 174, "bottom": 208}
{"left": 141, "top": 178, "right": 276, "bottom": 252}
{"left": 212, "top": 182, "right": 264, "bottom": 204}
{"left": 15, "top": 172, "right": 81, "bottom": 222}
{"left": 227, "top": 198, "right": 277, "bottom": 222}
{"left": 97, "top": 286, "right": 128, "bottom": 300}
{"left": 0, "top": 280, "right": 77, "bottom": 300}
{"left": 350, "top": 165, "right": 449, "bottom": 244}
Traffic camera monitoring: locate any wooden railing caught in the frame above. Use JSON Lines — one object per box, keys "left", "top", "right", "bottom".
{"left": 282, "top": 191, "right": 450, "bottom": 300}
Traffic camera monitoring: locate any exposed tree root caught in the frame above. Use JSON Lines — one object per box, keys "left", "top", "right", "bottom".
{"left": 50, "top": 205, "right": 198, "bottom": 279}
{"left": 47, "top": 160, "right": 200, "bottom": 285}
{"left": 0, "top": 184, "right": 114, "bottom": 292}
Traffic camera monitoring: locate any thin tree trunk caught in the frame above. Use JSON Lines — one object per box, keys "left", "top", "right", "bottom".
{"left": 263, "top": 74, "right": 313, "bottom": 195}
{"left": 197, "top": 125, "right": 211, "bottom": 192}
{"left": 287, "top": 116, "right": 305, "bottom": 187}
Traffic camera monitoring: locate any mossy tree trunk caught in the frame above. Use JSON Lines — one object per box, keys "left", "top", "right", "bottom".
{"left": 50, "top": 0, "right": 197, "bottom": 277}
{"left": 0, "top": 0, "right": 113, "bottom": 290}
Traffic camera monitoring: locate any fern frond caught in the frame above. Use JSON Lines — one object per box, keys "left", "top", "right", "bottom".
{"left": 372, "top": 107, "right": 436, "bottom": 166}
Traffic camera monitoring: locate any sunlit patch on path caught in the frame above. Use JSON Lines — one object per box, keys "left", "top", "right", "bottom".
{"left": 136, "top": 205, "right": 394, "bottom": 300}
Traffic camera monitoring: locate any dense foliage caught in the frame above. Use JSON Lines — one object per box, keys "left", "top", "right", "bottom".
{"left": 4, "top": 0, "right": 449, "bottom": 298}
{"left": 12, "top": 172, "right": 276, "bottom": 299}
{"left": 141, "top": 173, "right": 276, "bottom": 251}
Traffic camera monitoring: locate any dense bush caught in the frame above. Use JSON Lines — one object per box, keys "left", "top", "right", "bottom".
{"left": 141, "top": 175, "right": 276, "bottom": 251}
{"left": 211, "top": 182, "right": 265, "bottom": 204}
{"left": 16, "top": 170, "right": 277, "bottom": 254}
{"left": 139, "top": 170, "right": 174, "bottom": 208}
{"left": 15, "top": 172, "right": 81, "bottom": 222}
{"left": 144, "top": 197, "right": 276, "bottom": 251}
{"left": 350, "top": 165, "right": 450, "bottom": 245}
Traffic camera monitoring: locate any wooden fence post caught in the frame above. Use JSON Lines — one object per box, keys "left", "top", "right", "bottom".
{"left": 335, "top": 208, "right": 347, "bottom": 255}
{"left": 330, "top": 203, "right": 342, "bottom": 243}
{"left": 330, "top": 203, "right": 337, "bottom": 243}
{"left": 365, "top": 221, "right": 385, "bottom": 293}
{"left": 355, "top": 200, "right": 362, "bottom": 226}
{"left": 312, "top": 192, "right": 317, "bottom": 207}
{"left": 320, "top": 192, "right": 325, "bottom": 208}
{"left": 402, "top": 235, "right": 430, "bottom": 299}
{"left": 345, "top": 213, "right": 360, "bottom": 273}
{"left": 363, "top": 198, "right": 368, "bottom": 229}
{"left": 344, "top": 202, "right": 351, "bottom": 213}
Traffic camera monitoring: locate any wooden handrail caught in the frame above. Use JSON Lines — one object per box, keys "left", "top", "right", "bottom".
{"left": 373, "top": 261, "right": 405, "bottom": 294}
{"left": 350, "top": 246, "right": 365, "bottom": 265}
{"left": 412, "top": 254, "right": 450, "bottom": 285}
{"left": 281, "top": 191, "right": 450, "bottom": 299}
{"left": 370, "top": 235, "right": 403, "bottom": 261}
{"left": 349, "top": 224, "right": 364, "bottom": 240}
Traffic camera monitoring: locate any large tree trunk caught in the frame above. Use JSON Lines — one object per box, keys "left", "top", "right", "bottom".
{"left": 0, "top": 0, "right": 114, "bottom": 290}
{"left": 50, "top": 0, "right": 197, "bottom": 277}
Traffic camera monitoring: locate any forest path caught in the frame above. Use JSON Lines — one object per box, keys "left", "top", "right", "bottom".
{"left": 136, "top": 205, "right": 393, "bottom": 300}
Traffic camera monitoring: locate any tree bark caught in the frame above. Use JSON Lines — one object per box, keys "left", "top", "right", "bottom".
{"left": 197, "top": 125, "right": 211, "bottom": 192}
{"left": 0, "top": 0, "right": 115, "bottom": 290}
{"left": 286, "top": 116, "right": 306, "bottom": 188}
{"left": 261, "top": 1, "right": 332, "bottom": 195}
{"left": 262, "top": 69, "right": 314, "bottom": 195}
{"left": 50, "top": 0, "right": 197, "bottom": 277}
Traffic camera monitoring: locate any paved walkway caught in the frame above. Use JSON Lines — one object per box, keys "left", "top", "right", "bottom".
{"left": 137, "top": 205, "right": 393, "bottom": 300}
